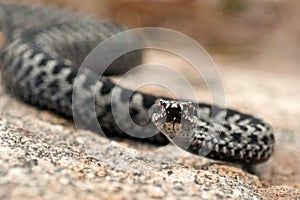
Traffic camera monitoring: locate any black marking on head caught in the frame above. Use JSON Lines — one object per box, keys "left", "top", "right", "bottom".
{"left": 165, "top": 104, "right": 182, "bottom": 123}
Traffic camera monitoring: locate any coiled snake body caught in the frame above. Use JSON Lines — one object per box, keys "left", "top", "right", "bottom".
{"left": 0, "top": 3, "right": 275, "bottom": 164}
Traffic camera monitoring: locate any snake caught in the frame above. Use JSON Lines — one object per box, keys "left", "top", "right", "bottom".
{"left": 0, "top": 3, "right": 275, "bottom": 164}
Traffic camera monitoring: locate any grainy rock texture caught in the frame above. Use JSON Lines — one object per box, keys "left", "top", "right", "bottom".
{"left": 1, "top": 1, "right": 300, "bottom": 200}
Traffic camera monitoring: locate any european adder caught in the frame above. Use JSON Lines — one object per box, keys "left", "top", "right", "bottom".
{"left": 0, "top": 3, "right": 275, "bottom": 164}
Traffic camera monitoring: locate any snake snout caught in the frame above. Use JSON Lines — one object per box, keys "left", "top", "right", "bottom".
{"left": 151, "top": 99, "right": 198, "bottom": 137}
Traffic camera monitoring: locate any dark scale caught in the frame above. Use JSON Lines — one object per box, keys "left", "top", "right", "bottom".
{"left": 52, "top": 63, "right": 69, "bottom": 74}
{"left": 34, "top": 71, "right": 47, "bottom": 86}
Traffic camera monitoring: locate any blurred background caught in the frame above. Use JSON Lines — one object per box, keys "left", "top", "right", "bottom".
{"left": 9, "top": 0, "right": 300, "bottom": 57}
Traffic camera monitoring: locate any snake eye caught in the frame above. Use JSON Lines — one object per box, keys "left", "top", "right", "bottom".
{"left": 156, "top": 99, "right": 166, "bottom": 108}
{"left": 186, "top": 102, "right": 196, "bottom": 113}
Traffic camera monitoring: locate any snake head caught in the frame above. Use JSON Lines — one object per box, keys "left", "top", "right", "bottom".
{"left": 151, "top": 99, "right": 198, "bottom": 140}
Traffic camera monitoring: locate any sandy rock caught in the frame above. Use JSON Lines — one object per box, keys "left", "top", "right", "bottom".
{"left": 1, "top": 1, "right": 300, "bottom": 199}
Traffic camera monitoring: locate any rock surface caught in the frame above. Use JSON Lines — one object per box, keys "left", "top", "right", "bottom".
{"left": 1, "top": 1, "right": 300, "bottom": 200}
